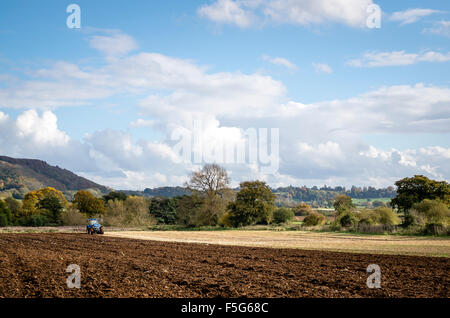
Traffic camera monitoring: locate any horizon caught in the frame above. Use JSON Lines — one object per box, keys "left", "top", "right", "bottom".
{"left": 1, "top": 1, "right": 449, "bottom": 190}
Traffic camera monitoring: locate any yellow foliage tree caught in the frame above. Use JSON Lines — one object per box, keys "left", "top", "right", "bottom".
{"left": 22, "top": 187, "right": 68, "bottom": 216}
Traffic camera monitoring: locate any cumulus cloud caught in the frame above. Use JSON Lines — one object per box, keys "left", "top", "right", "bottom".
{"left": 1, "top": 31, "right": 449, "bottom": 188}
{"left": 390, "top": 8, "right": 443, "bottom": 25}
{"left": 348, "top": 50, "right": 450, "bottom": 67}
{"left": 198, "top": 0, "right": 375, "bottom": 28}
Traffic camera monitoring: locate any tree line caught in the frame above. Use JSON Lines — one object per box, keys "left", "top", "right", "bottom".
{"left": 0, "top": 165, "right": 448, "bottom": 235}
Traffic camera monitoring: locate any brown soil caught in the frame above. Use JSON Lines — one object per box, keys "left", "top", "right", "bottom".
{"left": 0, "top": 233, "right": 448, "bottom": 298}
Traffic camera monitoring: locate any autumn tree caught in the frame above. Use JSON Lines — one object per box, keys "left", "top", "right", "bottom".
{"left": 185, "top": 164, "right": 231, "bottom": 225}
{"left": 73, "top": 190, "right": 105, "bottom": 217}
{"left": 292, "top": 202, "right": 312, "bottom": 216}
{"left": 332, "top": 194, "right": 355, "bottom": 215}
{"left": 21, "top": 187, "right": 68, "bottom": 224}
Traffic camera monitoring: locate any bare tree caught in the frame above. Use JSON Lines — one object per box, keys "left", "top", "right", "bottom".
{"left": 185, "top": 164, "right": 231, "bottom": 225}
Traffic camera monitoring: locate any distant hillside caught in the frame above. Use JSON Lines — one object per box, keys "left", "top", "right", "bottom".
{"left": 119, "top": 186, "right": 192, "bottom": 198}
{"left": 0, "top": 156, "right": 109, "bottom": 199}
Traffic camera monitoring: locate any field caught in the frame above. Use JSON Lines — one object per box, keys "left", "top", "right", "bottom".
{"left": 106, "top": 230, "right": 450, "bottom": 257}
{"left": 0, "top": 233, "right": 449, "bottom": 298}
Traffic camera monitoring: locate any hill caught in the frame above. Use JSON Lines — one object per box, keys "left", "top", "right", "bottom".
{"left": 0, "top": 156, "right": 109, "bottom": 199}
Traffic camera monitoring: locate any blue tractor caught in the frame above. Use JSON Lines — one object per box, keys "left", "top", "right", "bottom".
{"left": 86, "top": 218, "right": 104, "bottom": 235}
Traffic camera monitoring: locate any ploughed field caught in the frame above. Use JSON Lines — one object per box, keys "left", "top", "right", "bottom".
{"left": 0, "top": 233, "right": 449, "bottom": 298}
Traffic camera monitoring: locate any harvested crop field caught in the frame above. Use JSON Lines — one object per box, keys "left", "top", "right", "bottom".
{"left": 107, "top": 230, "right": 450, "bottom": 257}
{"left": 0, "top": 233, "right": 449, "bottom": 298}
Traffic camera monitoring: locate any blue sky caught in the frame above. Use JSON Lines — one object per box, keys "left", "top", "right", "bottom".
{"left": 0, "top": 0, "right": 449, "bottom": 189}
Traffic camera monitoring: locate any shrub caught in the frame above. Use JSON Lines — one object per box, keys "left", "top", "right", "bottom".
{"left": 272, "top": 207, "right": 294, "bottom": 224}
{"left": 105, "top": 197, "right": 154, "bottom": 227}
{"left": 0, "top": 213, "right": 8, "bottom": 227}
{"left": 303, "top": 211, "right": 326, "bottom": 226}
{"left": 412, "top": 199, "right": 449, "bottom": 226}
{"left": 424, "top": 223, "right": 448, "bottom": 236}
{"left": 26, "top": 214, "right": 49, "bottom": 227}
{"left": 292, "top": 203, "right": 312, "bottom": 216}
{"left": 337, "top": 211, "right": 358, "bottom": 227}
{"left": 61, "top": 205, "right": 87, "bottom": 225}
{"left": 359, "top": 207, "right": 400, "bottom": 225}
{"left": 357, "top": 223, "right": 396, "bottom": 234}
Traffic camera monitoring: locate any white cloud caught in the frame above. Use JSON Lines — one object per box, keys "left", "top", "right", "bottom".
{"left": 15, "top": 110, "right": 70, "bottom": 147}
{"left": 390, "top": 8, "right": 442, "bottom": 25}
{"left": 198, "top": 0, "right": 255, "bottom": 28}
{"left": 348, "top": 50, "right": 450, "bottom": 67}
{"left": 1, "top": 31, "right": 449, "bottom": 188}
{"left": 129, "top": 119, "right": 158, "bottom": 128}
{"left": 312, "top": 63, "right": 332, "bottom": 74}
{"left": 263, "top": 55, "right": 298, "bottom": 70}
{"left": 89, "top": 32, "right": 138, "bottom": 57}
{"left": 423, "top": 20, "right": 450, "bottom": 37}
{"left": 198, "top": 0, "right": 375, "bottom": 28}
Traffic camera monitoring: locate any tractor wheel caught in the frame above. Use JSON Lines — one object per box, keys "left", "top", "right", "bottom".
{"left": 99, "top": 227, "right": 104, "bottom": 235}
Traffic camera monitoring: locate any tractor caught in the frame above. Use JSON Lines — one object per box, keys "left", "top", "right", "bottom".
{"left": 86, "top": 218, "right": 104, "bottom": 235}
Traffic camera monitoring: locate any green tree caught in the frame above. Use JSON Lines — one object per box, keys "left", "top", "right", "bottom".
{"left": 391, "top": 175, "right": 450, "bottom": 218}
{"left": 359, "top": 207, "right": 400, "bottom": 226}
{"left": 412, "top": 199, "right": 449, "bottom": 226}
{"left": 0, "top": 199, "right": 12, "bottom": 226}
{"left": 73, "top": 190, "right": 106, "bottom": 217}
{"left": 103, "top": 191, "right": 127, "bottom": 202}
{"left": 148, "top": 197, "right": 178, "bottom": 224}
{"left": 5, "top": 197, "right": 21, "bottom": 224}
{"left": 225, "top": 181, "right": 276, "bottom": 227}
{"left": 272, "top": 207, "right": 294, "bottom": 224}
{"left": 38, "top": 196, "right": 64, "bottom": 225}
{"left": 176, "top": 195, "right": 204, "bottom": 227}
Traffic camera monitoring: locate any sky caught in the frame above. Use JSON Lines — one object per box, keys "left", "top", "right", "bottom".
{"left": 0, "top": 0, "right": 449, "bottom": 190}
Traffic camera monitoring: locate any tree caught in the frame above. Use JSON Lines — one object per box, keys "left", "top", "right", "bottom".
{"left": 0, "top": 199, "right": 12, "bottom": 226}
{"left": 20, "top": 187, "right": 68, "bottom": 225}
{"left": 292, "top": 202, "right": 312, "bottom": 216}
{"left": 225, "top": 181, "right": 276, "bottom": 227}
{"left": 73, "top": 190, "right": 105, "bottom": 217}
{"left": 391, "top": 175, "right": 450, "bottom": 217}
{"left": 272, "top": 207, "right": 294, "bottom": 224}
{"left": 103, "top": 191, "right": 127, "bottom": 202}
{"left": 5, "top": 197, "right": 21, "bottom": 223}
{"left": 148, "top": 197, "right": 178, "bottom": 224}
{"left": 185, "top": 164, "right": 231, "bottom": 225}
{"left": 176, "top": 195, "right": 204, "bottom": 227}
{"left": 303, "top": 211, "right": 326, "bottom": 226}
{"left": 359, "top": 207, "right": 400, "bottom": 226}
{"left": 38, "top": 196, "right": 64, "bottom": 224}
{"left": 332, "top": 194, "right": 355, "bottom": 215}
{"left": 412, "top": 199, "right": 449, "bottom": 226}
